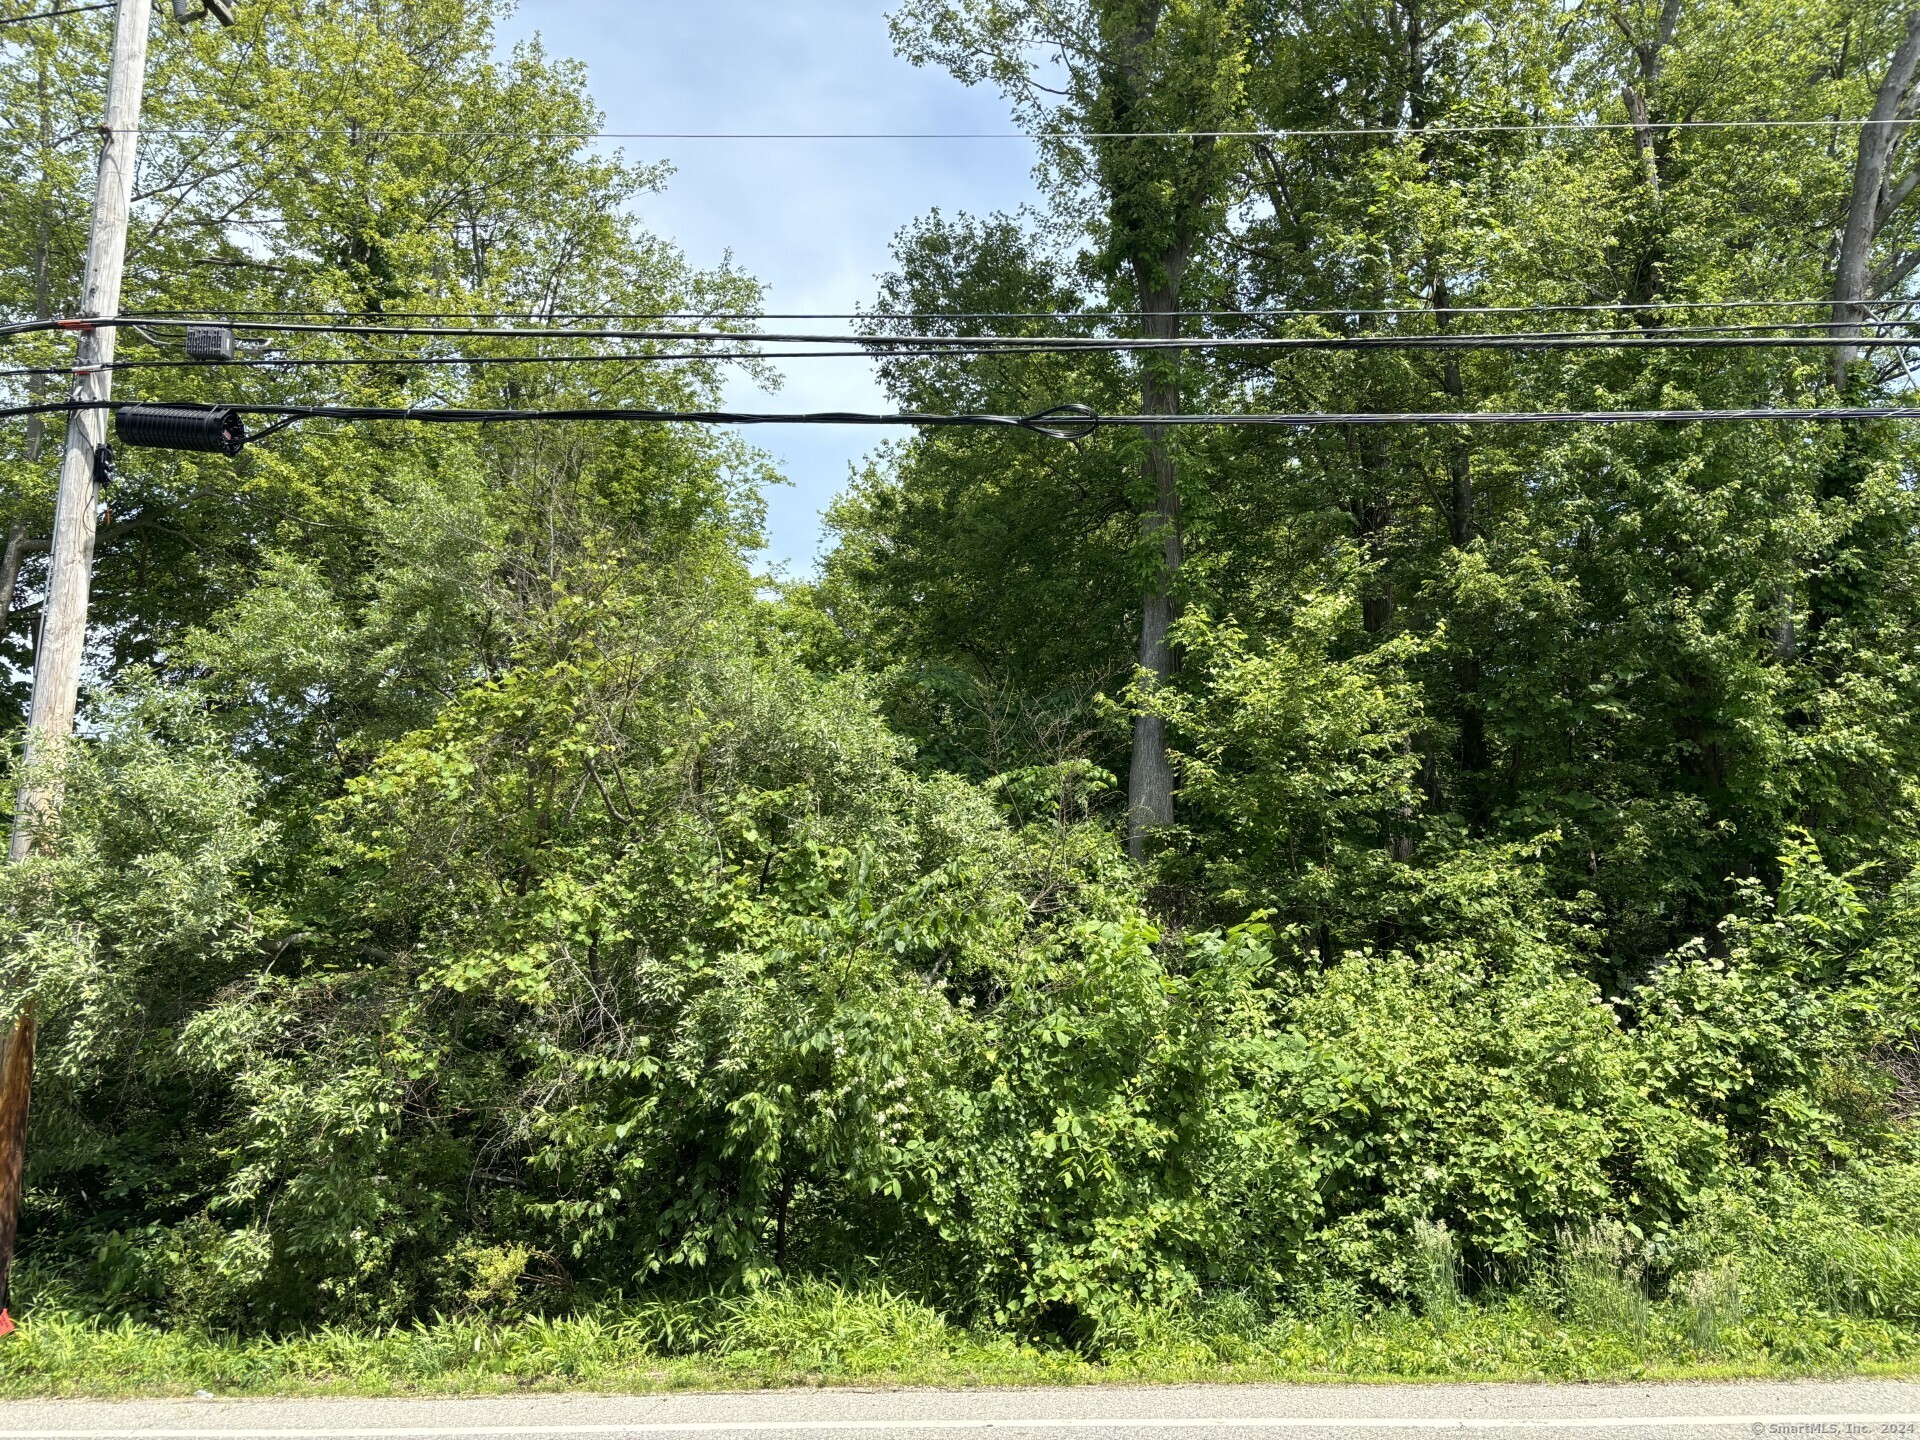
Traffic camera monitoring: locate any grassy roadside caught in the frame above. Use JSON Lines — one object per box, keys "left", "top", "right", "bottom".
{"left": 3, "top": 1285, "right": 1920, "bottom": 1397}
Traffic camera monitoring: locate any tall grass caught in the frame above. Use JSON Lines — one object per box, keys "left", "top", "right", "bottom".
{"left": 4, "top": 1277, "right": 1920, "bottom": 1398}
{"left": 9, "top": 1168, "right": 1920, "bottom": 1397}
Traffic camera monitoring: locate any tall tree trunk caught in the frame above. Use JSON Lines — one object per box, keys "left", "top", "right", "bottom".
{"left": 1432, "top": 279, "right": 1488, "bottom": 799}
{"left": 1401, "top": 6, "right": 1487, "bottom": 816}
{"left": 0, "top": 529, "right": 29, "bottom": 648}
{"left": 1831, "top": 10, "right": 1920, "bottom": 387}
{"left": 1126, "top": 264, "right": 1185, "bottom": 858}
{"left": 1104, "top": 1, "right": 1212, "bottom": 860}
{"left": 1614, "top": 0, "right": 1683, "bottom": 308}
{"left": 0, "top": 39, "right": 63, "bottom": 1331}
{"left": 5, "top": 43, "right": 59, "bottom": 646}
{"left": 1773, "top": 584, "right": 1798, "bottom": 663}
{"left": 772, "top": 1171, "right": 797, "bottom": 1272}
{"left": 1809, "top": 11, "right": 1920, "bottom": 650}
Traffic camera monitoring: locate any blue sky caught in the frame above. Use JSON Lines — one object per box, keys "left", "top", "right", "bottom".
{"left": 491, "top": 1, "right": 1043, "bottom": 574}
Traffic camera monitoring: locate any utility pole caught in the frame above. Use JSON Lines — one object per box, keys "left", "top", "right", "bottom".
{"left": 0, "top": 0, "right": 155, "bottom": 1338}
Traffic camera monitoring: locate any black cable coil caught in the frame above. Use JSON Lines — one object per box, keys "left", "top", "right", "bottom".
{"left": 116, "top": 403, "right": 247, "bottom": 455}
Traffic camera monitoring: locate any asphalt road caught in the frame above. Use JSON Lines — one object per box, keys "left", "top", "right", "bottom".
{"left": 3, "top": 1381, "right": 1920, "bottom": 1440}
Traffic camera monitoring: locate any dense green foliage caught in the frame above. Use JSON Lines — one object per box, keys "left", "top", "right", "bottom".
{"left": 2, "top": 0, "right": 1920, "bottom": 1361}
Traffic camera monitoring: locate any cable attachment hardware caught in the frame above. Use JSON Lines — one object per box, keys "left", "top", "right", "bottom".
{"left": 116, "top": 402, "right": 247, "bottom": 455}
{"left": 92, "top": 444, "right": 115, "bottom": 487}
{"left": 1018, "top": 403, "right": 1099, "bottom": 440}
{"left": 171, "top": 0, "right": 236, "bottom": 26}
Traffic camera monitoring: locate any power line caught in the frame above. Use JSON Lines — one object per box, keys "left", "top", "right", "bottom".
{"left": 199, "top": 402, "right": 1920, "bottom": 429}
{"left": 0, "top": 350, "right": 1012, "bottom": 381}
{"left": 13, "top": 308, "right": 1920, "bottom": 346}
{"left": 112, "top": 299, "right": 1915, "bottom": 322}
{"left": 0, "top": 352, "right": 790, "bottom": 379}
{"left": 0, "top": 1, "right": 111, "bottom": 27}
{"left": 11, "top": 329, "right": 1920, "bottom": 385}
{"left": 857, "top": 331, "right": 1920, "bottom": 352}
{"left": 156, "top": 320, "right": 1920, "bottom": 344}
{"left": 8, "top": 399, "right": 1920, "bottom": 431}
{"left": 105, "top": 301, "right": 1920, "bottom": 332}
{"left": 12, "top": 316, "right": 1919, "bottom": 350}
{"left": 10, "top": 330, "right": 1920, "bottom": 383}
{"left": 14, "top": 118, "right": 1920, "bottom": 140}
{"left": 0, "top": 399, "right": 1105, "bottom": 437}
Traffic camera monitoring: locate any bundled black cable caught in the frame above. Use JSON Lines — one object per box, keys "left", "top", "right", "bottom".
{"left": 6, "top": 397, "right": 1920, "bottom": 436}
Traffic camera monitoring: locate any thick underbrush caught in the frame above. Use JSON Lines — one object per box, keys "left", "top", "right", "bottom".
{"left": 6, "top": 660, "right": 1918, "bottom": 1343}
{"left": 9, "top": 1187, "right": 1920, "bottom": 1395}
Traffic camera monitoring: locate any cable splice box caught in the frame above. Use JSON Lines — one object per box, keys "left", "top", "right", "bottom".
{"left": 184, "top": 324, "right": 235, "bottom": 363}
{"left": 116, "top": 403, "right": 247, "bottom": 456}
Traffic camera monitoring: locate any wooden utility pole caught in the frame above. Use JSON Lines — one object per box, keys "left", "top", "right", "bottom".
{"left": 0, "top": 0, "right": 155, "bottom": 1337}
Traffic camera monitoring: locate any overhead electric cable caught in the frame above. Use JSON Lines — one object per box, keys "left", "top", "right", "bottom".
{"left": 20, "top": 117, "right": 1920, "bottom": 139}
{"left": 9, "top": 399, "right": 1920, "bottom": 431}
{"left": 12, "top": 316, "right": 1920, "bottom": 350}
{"left": 0, "top": 352, "right": 800, "bottom": 379}
{"left": 0, "top": 399, "right": 1103, "bottom": 437}
{"left": 10, "top": 331, "right": 1920, "bottom": 384}
{"left": 118, "top": 299, "right": 1916, "bottom": 322}
{"left": 0, "top": 1, "right": 112, "bottom": 26}
{"left": 206, "top": 403, "right": 1920, "bottom": 428}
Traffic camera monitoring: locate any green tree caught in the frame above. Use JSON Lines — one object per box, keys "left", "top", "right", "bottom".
{"left": 892, "top": 0, "right": 1252, "bottom": 853}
